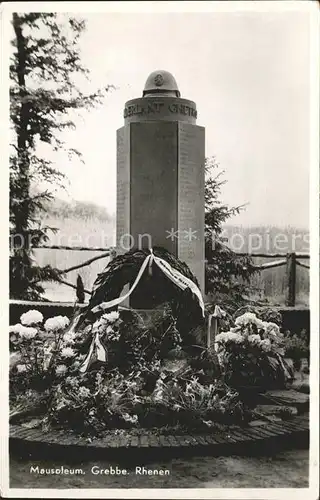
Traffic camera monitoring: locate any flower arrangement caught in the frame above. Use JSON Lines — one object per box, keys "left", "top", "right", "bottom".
{"left": 9, "top": 312, "right": 77, "bottom": 395}
{"left": 9, "top": 307, "right": 250, "bottom": 435}
{"left": 11, "top": 307, "right": 298, "bottom": 436}
{"left": 44, "top": 367, "right": 249, "bottom": 435}
{"left": 215, "top": 312, "right": 294, "bottom": 392}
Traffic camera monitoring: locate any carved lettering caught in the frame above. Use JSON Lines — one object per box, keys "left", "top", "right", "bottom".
{"left": 168, "top": 103, "right": 178, "bottom": 113}
{"left": 154, "top": 102, "right": 164, "bottom": 113}
{"left": 124, "top": 101, "right": 197, "bottom": 119}
{"left": 147, "top": 103, "right": 156, "bottom": 113}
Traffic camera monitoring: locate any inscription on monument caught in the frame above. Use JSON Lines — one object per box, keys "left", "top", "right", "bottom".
{"left": 124, "top": 101, "right": 197, "bottom": 119}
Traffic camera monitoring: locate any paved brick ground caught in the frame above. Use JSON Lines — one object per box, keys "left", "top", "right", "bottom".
{"left": 10, "top": 414, "right": 309, "bottom": 451}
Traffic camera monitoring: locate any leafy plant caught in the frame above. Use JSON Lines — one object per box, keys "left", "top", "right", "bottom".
{"left": 10, "top": 13, "right": 113, "bottom": 299}
{"left": 282, "top": 329, "right": 309, "bottom": 361}
{"left": 150, "top": 374, "right": 249, "bottom": 428}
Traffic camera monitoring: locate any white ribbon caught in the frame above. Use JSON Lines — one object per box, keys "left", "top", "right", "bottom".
{"left": 153, "top": 255, "right": 205, "bottom": 317}
{"left": 91, "top": 252, "right": 153, "bottom": 314}
{"left": 208, "top": 305, "right": 226, "bottom": 349}
{"left": 91, "top": 249, "right": 205, "bottom": 317}
{"left": 79, "top": 250, "right": 205, "bottom": 373}
{"left": 79, "top": 331, "right": 107, "bottom": 373}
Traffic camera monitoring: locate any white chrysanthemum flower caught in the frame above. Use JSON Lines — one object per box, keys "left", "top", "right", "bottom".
{"left": 63, "top": 332, "right": 76, "bottom": 344}
{"left": 215, "top": 332, "right": 228, "bottom": 343}
{"left": 19, "top": 326, "right": 38, "bottom": 339}
{"left": 56, "top": 364, "right": 67, "bottom": 376}
{"left": 260, "top": 339, "right": 272, "bottom": 352}
{"left": 215, "top": 331, "right": 243, "bottom": 344}
{"left": 235, "top": 312, "right": 264, "bottom": 328}
{"left": 9, "top": 324, "right": 24, "bottom": 335}
{"left": 60, "top": 347, "right": 75, "bottom": 358}
{"left": 16, "top": 364, "right": 27, "bottom": 373}
{"left": 20, "top": 309, "right": 43, "bottom": 326}
{"left": 44, "top": 316, "right": 70, "bottom": 332}
{"left": 92, "top": 312, "right": 118, "bottom": 332}
{"left": 103, "top": 311, "right": 119, "bottom": 323}
{"left": 78, "top": 386, "right": 91, "bottom": 398}
{"left": 247, "top": 334, "right": 261, "bottom": 345}
{"left": 226, "top": 332, "right": 244, "bottom": 343}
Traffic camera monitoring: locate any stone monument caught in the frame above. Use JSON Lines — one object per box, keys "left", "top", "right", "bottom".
{"left": 116, "top": 70, "right": 205, "bottom": 303}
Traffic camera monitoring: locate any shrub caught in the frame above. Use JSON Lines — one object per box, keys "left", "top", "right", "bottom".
{"left": 282, "top": 329, "right": 309, "bottom": 362}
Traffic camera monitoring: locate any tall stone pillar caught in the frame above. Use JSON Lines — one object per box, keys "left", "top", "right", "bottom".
{"left": 116, "top": 70, "right": 205, "bottom": 298}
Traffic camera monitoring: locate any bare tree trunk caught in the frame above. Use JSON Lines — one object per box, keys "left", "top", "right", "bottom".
{"left": 11, "top": 13, "right": 31, "bottom": 298}
{"left": 12, "top": 13, "right": 30, "bottom": 234}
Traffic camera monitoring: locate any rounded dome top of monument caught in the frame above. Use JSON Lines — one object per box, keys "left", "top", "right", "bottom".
{"left": 143, "top": 70, "right": 181, "bottom": 97}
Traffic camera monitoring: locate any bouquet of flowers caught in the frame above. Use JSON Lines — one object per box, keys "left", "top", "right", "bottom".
{"left": 9, "top": 310, "right": 76, "bottom": 393}
{"left": 215, "top": 312, "right": 294, "bottom": 392}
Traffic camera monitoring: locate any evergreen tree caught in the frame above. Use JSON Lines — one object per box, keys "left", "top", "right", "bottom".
{"left": 204, "top": 157, "right": 257, "bottom": 308}
{"left": 10, "top": 13, "right": 112, "bottom": 299}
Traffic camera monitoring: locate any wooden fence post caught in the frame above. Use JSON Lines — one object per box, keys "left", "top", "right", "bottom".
{"left": 76, "top": 274, "right": 85, "bottom": 304}
{"left": 285, "top": 252, "right": 296, "bottom": 306}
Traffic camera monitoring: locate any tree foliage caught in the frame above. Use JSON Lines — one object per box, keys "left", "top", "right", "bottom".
{"left": 10, "top": 13, "right": 112, "bottom": 299}
{"left": 204, "top": 157, "right": 257, "bottom": 309}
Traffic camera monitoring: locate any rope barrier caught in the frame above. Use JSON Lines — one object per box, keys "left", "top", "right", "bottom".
{"left": 33, "top": 245, "right": 114, "bottom": 252}
{"left": 296, "top": 260, "right": 310, "bottom": 270}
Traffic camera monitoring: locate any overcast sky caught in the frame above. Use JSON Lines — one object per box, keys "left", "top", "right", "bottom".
{"left": 51, "top": 9, "right": 311, "bottom": 228}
